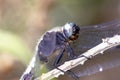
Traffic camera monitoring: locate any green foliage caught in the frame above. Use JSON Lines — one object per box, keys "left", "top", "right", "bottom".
{"left": 0, "top": 30, "right": 32, "bottom": 64}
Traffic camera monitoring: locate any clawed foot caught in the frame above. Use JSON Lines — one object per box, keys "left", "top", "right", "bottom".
{"left": 56, "top": 67, "right": 79, "bottom": 80}
{"left": 22, "top": 73, "right": 33, "bottom": 80}
{"left": 66, "top": 70, "right": 79, "bottom": 80}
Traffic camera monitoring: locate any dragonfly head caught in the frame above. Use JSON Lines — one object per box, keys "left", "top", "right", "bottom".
{"left": 63, "top": 22, "right": 80, "bottom": 41}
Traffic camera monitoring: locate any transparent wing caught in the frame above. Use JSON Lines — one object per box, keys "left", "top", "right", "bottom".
{"left": 73, "top": 19, "right": 120, "bottom": 53}
{"left": 70, "top": 19, "right": 120, "bottom": 80}
{"left": 72, "top": 47, "right": 120, "bottom": 80}
{"left": 77, "top": 59, "right": 120, "bottom": 77}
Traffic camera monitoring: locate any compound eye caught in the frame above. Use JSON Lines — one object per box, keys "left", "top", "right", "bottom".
{"left": 63, "top": 23, "right": 73, "bottom": 38}
{"left": 72, "top": 26, "right": 80, "bottom": 35}
{"left": 72, "top": 26, "right": 76, "bottom": 32}
{"left": 63, "top": 22, "right": 80, "bottom": 39}
{"left": 69, "top": 22, "right": 75, "bottom": 27}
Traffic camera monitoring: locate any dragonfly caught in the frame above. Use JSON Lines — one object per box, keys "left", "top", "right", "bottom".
{"left": 20, "top": 19, "right": 120, "bottom": 80}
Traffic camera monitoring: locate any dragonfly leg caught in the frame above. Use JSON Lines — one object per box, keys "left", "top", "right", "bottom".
{"left": 53, "top": 47, "right": 79, "bottom": 80}
{"left": 65, "top": 44, "right": 77, "bottom": 59}
{"left": 55, "top": 67, "right": 79, "bottom": 80}
{"left": 21, "top": 72, "right": 34, "bottom": 80}
{"left": 53, "top": 47, "right": 65, "bottom": 67}
{"left": 67, "top": 70, "right": 79, "bottom": 80}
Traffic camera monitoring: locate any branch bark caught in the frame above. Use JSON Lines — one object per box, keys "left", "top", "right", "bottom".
{"left": 35, "top": 35, "right": 120, "bottom": 80}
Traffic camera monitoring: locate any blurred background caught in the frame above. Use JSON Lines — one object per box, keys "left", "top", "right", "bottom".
{"left": 0, "top": 0, "right": 120, "bottom": 80}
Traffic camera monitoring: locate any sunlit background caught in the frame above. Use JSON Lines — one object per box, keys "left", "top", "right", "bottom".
{"left": 0, "top": 0, "right": 120, "bottom": 80}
